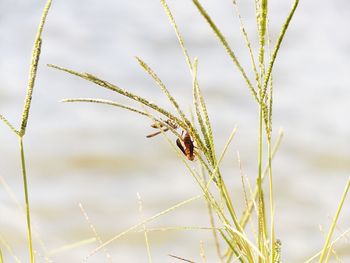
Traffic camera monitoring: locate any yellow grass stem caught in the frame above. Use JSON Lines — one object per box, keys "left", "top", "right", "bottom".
{"left": 319, "top": 178, "right": 350, "bottom": 263}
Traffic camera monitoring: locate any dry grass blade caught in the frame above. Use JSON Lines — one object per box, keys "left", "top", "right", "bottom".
{"left": 84, "top": 195, "right": 202, "bottom": 260}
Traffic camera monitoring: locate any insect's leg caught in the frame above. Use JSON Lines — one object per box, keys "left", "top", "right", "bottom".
{"left": 146, "top": 127, "right": 169, "bottom": 138}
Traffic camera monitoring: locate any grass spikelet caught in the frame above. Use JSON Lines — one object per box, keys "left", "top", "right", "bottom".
{"left": 273, "top": 239, "right": 281, "bottom": 263}
{"left": 232, "top": 0, "right": 259, "bottom": 84}
{"left": 0, "top": 114, "right": 19, "bottom": 135}
{"left": 20, "top": 0, "right": 52, "bottom": 137}
{"left": 135, "top": 56, "right": 190, "bottom": 126}
{"left": 192, "top": 0, "right": 259, "bottom": 103}
{"left": 262, "top": 0, "right": 299, "bottom": 100}
{"left": 160, "top": 0, "right": 193, "bottom": 71}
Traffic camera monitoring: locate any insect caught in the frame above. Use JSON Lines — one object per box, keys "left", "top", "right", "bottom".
{"left": 146, "top": 119, "right": 178, "bottom": 138}
{"left": 176, "top": 131, "right": 196, "bottom": 161}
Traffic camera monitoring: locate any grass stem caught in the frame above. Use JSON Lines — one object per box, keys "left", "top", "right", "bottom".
{"left": 319, "top": 178, "right": 350, "bottom": 263}
{"left": 19, "top": 136, "right": 35, "bottom": 263}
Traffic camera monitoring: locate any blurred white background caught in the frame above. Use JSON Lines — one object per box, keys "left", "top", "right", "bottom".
{"left": 0, "top": 0, "right": 349, "bottom": 262}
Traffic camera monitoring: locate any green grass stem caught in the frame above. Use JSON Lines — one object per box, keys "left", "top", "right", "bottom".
{"left": 0, "top": 2, "right": 52, "bottom": 262}
{"left": 19, "top": 137, "right": 34, "bottom": 263}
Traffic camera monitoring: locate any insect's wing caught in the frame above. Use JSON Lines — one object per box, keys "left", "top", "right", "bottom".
{"left": 176, "top": 138, "right": 186, "bottom": 155}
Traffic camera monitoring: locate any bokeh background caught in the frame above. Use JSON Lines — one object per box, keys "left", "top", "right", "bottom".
{"left": 0, "top": 0, "right": 349, "bottom": 262}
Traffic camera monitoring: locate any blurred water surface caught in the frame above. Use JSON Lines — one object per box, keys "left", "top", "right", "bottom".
{"left": 0, "top": 0, "right": 349, "bottom": 262}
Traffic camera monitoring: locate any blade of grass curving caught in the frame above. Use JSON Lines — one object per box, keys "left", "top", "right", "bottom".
{"left": 192, "top": 0, "right": 259, "bottom": 103}
{"left": 62, "top": 98, "right": 149, "bottom": 117}
{"left": 160, "top": 0, "right": 193, "bottom": 71}
{"left": 261, "top": 0, "right": 299, "bottom": 100}
{"left": 48, "top": 64, "right": 185, "bottom": 128}
{"left": 319, "top": 178, "right": 350, "bottom": 263}
{"left": 0, "top": 114, "right": 19, "bottom": 135}
{"left": 85, "top": 195, "right": 202, "bottom": 260}
{"left": 49, "top": 64, "right": 208, "bottom": 155}
{"left": 232, "top": 0, "right": 259, "bottom": 84}
{"left": 20, "top": 0, "right": 52, "bottom": 137}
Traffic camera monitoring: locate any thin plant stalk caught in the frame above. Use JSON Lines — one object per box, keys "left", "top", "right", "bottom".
{"left": 0, "top": 1, "right": 52, "bottom": 262}
{"left": 257, "top": 104, "right": 266, "bottom": 262}
{"left": 19, "top": 137, "right": 34, "bottom": 263}
{"left": 268, "top": 139, "right": 275, "bottom": 262}
{"left": 319, "top": 178, "right": 350, "bottom": 263}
